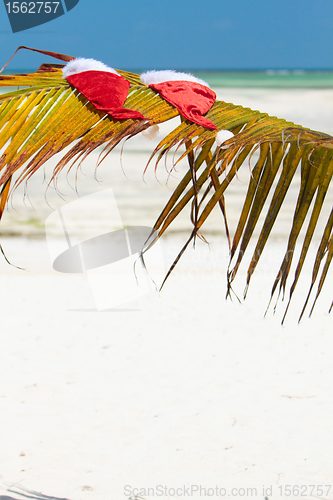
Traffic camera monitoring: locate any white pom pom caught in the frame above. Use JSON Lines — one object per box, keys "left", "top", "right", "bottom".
{"left": 216, "top": 129, "right": 234, "bottom": 148}
{"left": 63, "top": 58, "right": 119, "bottom": 78}
{"left": 140, "top": 70, "right": 210, "bottom": 88}
{"left": 142, "top": 125, "right": 160, "bottom": 141}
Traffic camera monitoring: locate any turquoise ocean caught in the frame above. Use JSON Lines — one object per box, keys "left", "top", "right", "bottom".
{"left": 4, "top": 68, "right": 333, "bottom": 88}
{"left": 193, "top": 70, "right": 333, "bottom": 88}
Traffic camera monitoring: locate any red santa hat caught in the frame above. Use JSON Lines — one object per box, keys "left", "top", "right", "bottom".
{"left": 63, "top": 58, "right": 145, "bottom": 120}
{"left": 140, "top": 70, "right": 217, "bottom": 130}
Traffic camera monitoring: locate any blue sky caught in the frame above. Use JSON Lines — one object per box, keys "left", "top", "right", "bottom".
{"left": 1, "top": 0, "right": 333, "bottom": 71}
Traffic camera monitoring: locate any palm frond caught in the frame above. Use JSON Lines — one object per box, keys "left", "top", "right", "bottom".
{"left": 0, "top": 66, "right": 177, "bottom": 213}
{"left": 0, "top": 54, "right": 332, "bottom": 320}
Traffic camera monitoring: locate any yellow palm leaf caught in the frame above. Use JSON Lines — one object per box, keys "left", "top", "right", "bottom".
{"left": 0, "top": 48, "right": 332, "bottom": 320}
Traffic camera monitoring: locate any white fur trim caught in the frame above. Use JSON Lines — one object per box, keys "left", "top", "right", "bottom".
{"left": 140, "top": 70, "right": 210, "bottom": 88}
{"left": 142, "top": 125, "right": 160, "bottom": 141}
{"left": 216, "top": 129, "right": 234, "bottom": 147}
{"left": 63, "top": 58, "right": 119, "bottom": 78}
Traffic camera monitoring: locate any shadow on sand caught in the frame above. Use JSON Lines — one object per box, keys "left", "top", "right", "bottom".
{"left": 1, "top": 485, "right": 71, "bottom": 500}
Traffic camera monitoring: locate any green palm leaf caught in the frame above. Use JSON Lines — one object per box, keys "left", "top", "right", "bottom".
{"left": 0, "top": 51, "right": 332, "bottom": 321}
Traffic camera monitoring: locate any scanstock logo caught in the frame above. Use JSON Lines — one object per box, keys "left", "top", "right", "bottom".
{"left": 3, "top": 0, "right": 79, "bottom": 33}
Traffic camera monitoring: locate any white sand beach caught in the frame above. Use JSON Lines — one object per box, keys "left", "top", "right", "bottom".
{"left": 0, "top": 88, "right": 333, "bottom": 500}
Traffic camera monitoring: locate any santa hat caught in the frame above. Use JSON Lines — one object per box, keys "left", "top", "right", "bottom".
{"left": 63, "top": 58, "right": 145, "bottom": 120}
{"left": 140, "top": 70, "right": 217, "bottom": 130}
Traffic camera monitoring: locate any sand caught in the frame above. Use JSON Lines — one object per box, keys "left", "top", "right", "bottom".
{"left": 0, "top": 88, "right": 332, "bottom": 500}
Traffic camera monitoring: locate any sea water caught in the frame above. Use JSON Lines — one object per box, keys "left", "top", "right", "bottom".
{"left": 194, "top": 69, "right": 333, "bottom": 88}
{"left": 4, "top": 67, "right": 333, "bottom": 87}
